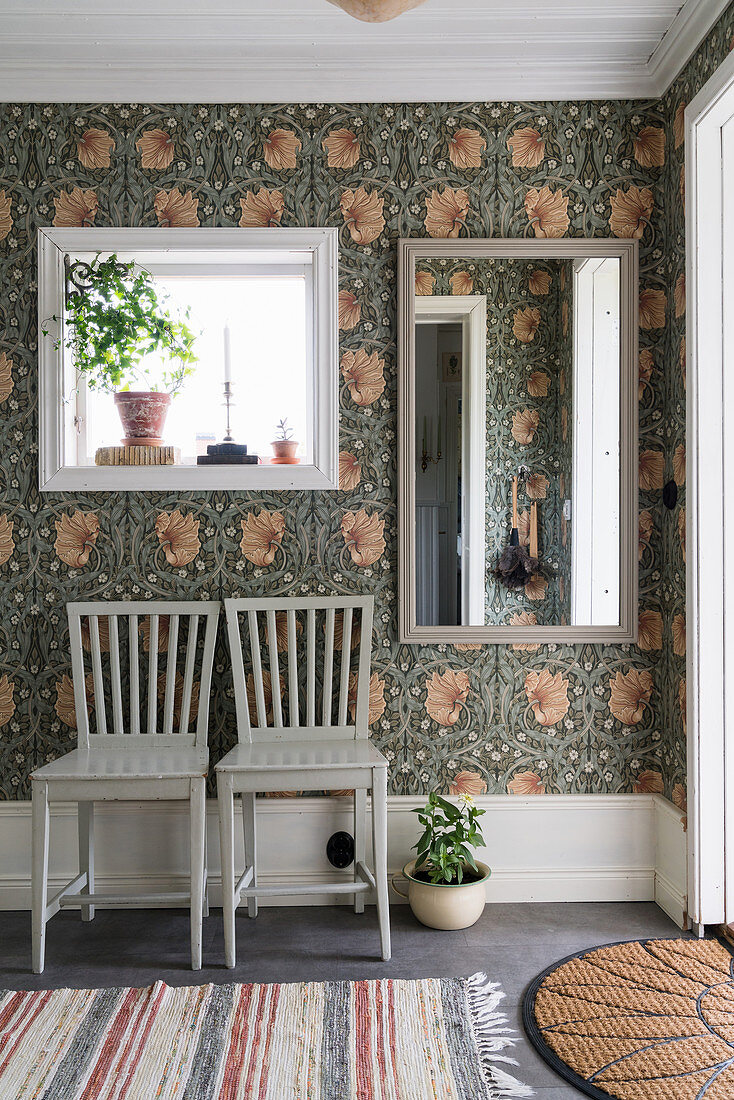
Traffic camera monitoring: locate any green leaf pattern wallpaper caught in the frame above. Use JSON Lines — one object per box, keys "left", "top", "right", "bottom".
{"left": 0, "top": 2, "right": 731, "bottom": 804}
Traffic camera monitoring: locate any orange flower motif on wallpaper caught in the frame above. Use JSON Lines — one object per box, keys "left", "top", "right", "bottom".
{"left": 673, "top": 443, "right": 685, "bottom": 485}
{"left": 512, "top": 408, "right": 539, "bottom": 445}
{"left": 323, "top": 128, "right": 361, "bottom": 169}
{"left": 155, "top": 510, "right": 200, "bottom": 566}
{"left": 77, "top": 128, "right": 115, "bottom": 169}
{"left": 524, "top": 186, "right": 569, "bottom": 238}
{"left": 679, "top": 677, "right": 687, "bottom": 730}
{"left": 448, "top": 128, "right": 486, "bottom": 169}
{"left": 507, "top": 127, "right": 545, "bottom": 168}
{"left": 340, "top": 187, "right": 385, "bottom": 244}
{"left": 140, "top": 615, "right": 170, "bottom": 653}
{"left": 0, "top": 515, "right": 14, "bottom": 566}
{"left": 136, "top": 129, "right": 175, "bottom": 170}
{"left": 0, "top": 352, "right": 14, "bottom": 403}
{"left": 528, "top": 269, "right": 551, "bottom": 296}
{"left": 154, "top": 188, "right": 199, "bottom": 227}
{"left": 678, "top": 506, "right": 686, "bottom": 562}
{"left": 525, "top": 472, "right": 549, "bottom": 498}
{"left": 609, "top": 668, "right": 653, "bottom": 724}
{"left": 638, "top": 509, "right": 653, "bottom": 560}
{"left": 424, "top": 187, "right": 470, "bottom": 238}
{"left": 526, "top": 374, "right": 548, "bottom": 400}
{"left": 341, "top": 348, "right": 385, "bottom": 406}
{"left": 157, "top": 672, "right": 200, "bottom": 728}
{"left": 639, "top": 288, "right": 667, "bottom": 329}
{"left": 348, "top": 670, "right": 386, "bottom": 725}
{"left": 80, "top": 615, "right": 111, "bottom": 653}
{"left": 638, "top": 348, "right": 654, "bottom": 399}
{"left": 263, "top": 129, "right": 301, "bottom": 171}
{"left": 454, "top": 642, "right": 482, "bottom": 651}
{"left": 609, "top": 186, "right": 653, "bottom": 239}
{"left": 450, "top": 271, "right": 473, "bottom": 295}
{"left": 639, "top": 449, "right": 664, "bottom": 491}
{"left": 334, "top": 611, "right": 360, "bottom": 653}
{"left": 679, "top": 334, "right": 686, "bottom": 387}
{"left": 341, "top": 509, "right": 385, "bottom": 566}
{"left": 674, "top": 102, "right": 686, "bottom": 148}
{"left": 271, "top": 611, "right": 303, "bottom": 652}
{"left": 561, "top": 405, "right": 568, "bottom": 442}
{"left": 674, "top": 272, "right": 686, "bottom": 318}
{"left": 633, "top": 769, "right": 664, "bottom": 794}
{"left": 338, "top": 451, "right": 362, "bottom": 491}
{"left": 449, "top": 770, "right": 487, "bottom": 797}
{"left": 55, "top": 673, "right": 94, "bottom": 728}
{"left": 637, "top": 609, "right": 663, "bottom": 651}
{"left": 524, "top": 669, "right": 569, "bottom": 726}
{"left": 0, "top": 674, "right": 14, "bottom": 727}
{"left": 338, "top": 290, "right": 361, "bottom": 330}
{"left": 513, "top": 306, "right": 541, "bottom": 343}
{"left": 673, "top": 613, "right": 686, "bottom": 657}
{"left": 633, "top": 126, "right": 666, "bottom": 168}
{"left": 239, "top": 188, "right": 284, "bottom": 227}
{"left": 240, "top": 509, "right": 286, "bottom": 567}
{"left": 246, "top": 668, "right": 282, "bottom": 725}
{"left": 425, "top": 669, "right": 470, "bottom": 726}
{"left": 53, "top": 188, "right": 98, "bottom": 227}
{"left": 54, "top": 511, "right": 99, "bottom": 568}
{"left": 510, "top": 610, "right": 540, "bottom": 650}
{"left": 672, "top": 782, "right": 687, "bottom": 812}
{"left": 507, "top": 771, "right": 545, "bottom": 795}
{"left": 0, "top": 191, "right": 12, "bottom": 241}
{"left": 525, "top": 573, "right": 548, "bottom": 602}
{"left": 415, "top": 271, "right": 435, "bottom": 296}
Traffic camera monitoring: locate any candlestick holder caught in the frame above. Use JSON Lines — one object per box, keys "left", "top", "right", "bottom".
{"left": 196, "top": 379, "right": 259, "bottom": 465}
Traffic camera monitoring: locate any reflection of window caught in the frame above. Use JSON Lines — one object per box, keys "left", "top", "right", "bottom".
{"left": 39, "top": 228, "right": 338, "bottom": 491}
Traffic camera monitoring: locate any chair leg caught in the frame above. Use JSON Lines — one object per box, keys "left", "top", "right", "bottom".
{"left": 218, "top": 774, "right": 237, "bottom": 969}
{"left": 242, "top": 792, "right": 258, "bottom": 919}
{"left": 353, "top": 788, "right": 366, "bottom": 914}
{"left": 189, "top": 778, "right": 206, "bottom": 971}
{"left": 202, "top": 814, "right": 210, "bottom": 921}
{"left": 371, "top": 767, "right": 391, "bottom": 962}
{"left": 78, "top": 802, "right": 95, "bottom": 922}
{"left": 31, "top": 782, "right": 50, "bottom": 974}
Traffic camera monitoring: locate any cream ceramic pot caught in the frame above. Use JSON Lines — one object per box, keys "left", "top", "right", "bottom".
{"left": 393, "top": 860, "right": 491, "bottom": 930}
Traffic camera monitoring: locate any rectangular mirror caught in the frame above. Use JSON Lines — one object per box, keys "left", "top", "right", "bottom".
{"left": 398, "top": 239, "right": 638, "bottom": 644}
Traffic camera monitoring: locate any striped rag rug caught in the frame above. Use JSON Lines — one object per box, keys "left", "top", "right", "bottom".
{"left": 0, "top": 973, "right": 531, "bottom": 1099}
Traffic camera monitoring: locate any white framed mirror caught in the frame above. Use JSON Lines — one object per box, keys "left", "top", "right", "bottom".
{"left": 398, "top": 238, "right": 638, "bottom": 645}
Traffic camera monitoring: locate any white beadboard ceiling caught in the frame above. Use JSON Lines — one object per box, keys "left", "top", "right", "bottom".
{"left": 0, "top": 0, "right": 727, "bottom": 103}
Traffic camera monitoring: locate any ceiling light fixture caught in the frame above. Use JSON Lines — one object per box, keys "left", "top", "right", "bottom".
{"left": 326, "top": 0, "right": 428, "bottom": 22}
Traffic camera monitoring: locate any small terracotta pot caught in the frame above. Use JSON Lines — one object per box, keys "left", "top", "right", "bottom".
{"left": 270, "top": 439, "right": 300, "bottom": 464}
{"left": 114, "top": 391, "right": 171, "bottom": 446}
{"left": 392, "top": 859, "right": 490, "bottom": 930}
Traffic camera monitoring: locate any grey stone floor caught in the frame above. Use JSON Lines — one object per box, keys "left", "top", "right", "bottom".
{"left": 0, "top": 901, "right": 685, "bottom": 1096}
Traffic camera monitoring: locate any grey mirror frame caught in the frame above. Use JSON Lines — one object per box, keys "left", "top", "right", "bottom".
{"left": 397, "top": 237, "right": 639, "bottom": 645}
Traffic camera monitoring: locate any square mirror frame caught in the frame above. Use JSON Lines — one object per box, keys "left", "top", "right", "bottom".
{"left": 397, "top": 237, "right": 639, "bottom": 645}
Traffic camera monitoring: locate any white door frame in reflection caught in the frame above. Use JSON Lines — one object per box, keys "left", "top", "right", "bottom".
{"left": 397, "top": 238, "right": 639, "bottom": 645}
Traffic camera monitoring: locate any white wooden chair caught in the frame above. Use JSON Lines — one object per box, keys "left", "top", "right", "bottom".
{"left": 30, "top": 600, "right": 220, "bottom": 973}
{"left": 217, "top": 595, "right": 390, "bottom": 967}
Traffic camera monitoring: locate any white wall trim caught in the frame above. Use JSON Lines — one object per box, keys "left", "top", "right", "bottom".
{"left": 647, "top": 0, "right": 730, "bottom": 97}
{"left": 0, "top": 794, "right": 687, "bottom": 921}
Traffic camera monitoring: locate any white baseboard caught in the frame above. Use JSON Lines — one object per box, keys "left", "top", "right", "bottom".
{"left": 0, "top": 794, "right": 687, "bottom": 923}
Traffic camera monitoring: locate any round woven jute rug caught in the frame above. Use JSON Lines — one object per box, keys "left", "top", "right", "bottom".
{"left": 523, "top": 937, "right": 734, "bottom": 1099}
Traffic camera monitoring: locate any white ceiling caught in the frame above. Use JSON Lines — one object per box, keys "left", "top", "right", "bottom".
{"left": 0, "top": 0, "right": 727, "bottom": 103}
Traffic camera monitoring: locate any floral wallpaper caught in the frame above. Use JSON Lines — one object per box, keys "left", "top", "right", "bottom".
{"left": 0, "top": 6, "right": 731, "bottom": 804}
{"left": 415, "top": 256, "right": 573, "bottom": 625}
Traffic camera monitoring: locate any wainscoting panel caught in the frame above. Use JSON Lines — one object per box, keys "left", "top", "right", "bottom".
{"left": 0, "top": 794, "right": 687, "bottom": 924}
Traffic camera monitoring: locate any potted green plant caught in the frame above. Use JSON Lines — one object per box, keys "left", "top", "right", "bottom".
{"left": 46, "top": 254, "right": 197, "bottom": 445}
{"left": 393, "top": 791, "right": 490, "bottom": 929}
{"left": 270, "top": 418, "right": 300, "bottom": 464}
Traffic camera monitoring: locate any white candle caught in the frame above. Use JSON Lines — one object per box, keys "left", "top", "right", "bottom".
{"left": 223, "top": 323, "right": 232, "bottom": 385}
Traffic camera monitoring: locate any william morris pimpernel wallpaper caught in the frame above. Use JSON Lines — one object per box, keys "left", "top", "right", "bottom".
{"left": 0, "top": 2, "right": 732, "bottom": 803}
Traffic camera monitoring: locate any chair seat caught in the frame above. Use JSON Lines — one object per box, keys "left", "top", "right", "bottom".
{"left": 32, "top": 747, "right": 209, "bottom": 782}
{"left": 215, "top": 738, "right": 387, "bottom": 773}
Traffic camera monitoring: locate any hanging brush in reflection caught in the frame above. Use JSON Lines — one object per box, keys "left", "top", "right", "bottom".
{"left": 494, "top": 476, "right": 543, "bottom": 589}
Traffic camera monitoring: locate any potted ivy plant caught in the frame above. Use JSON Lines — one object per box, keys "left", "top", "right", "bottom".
{"left": 47, "top": 254, "right": 197, "bottom": 446}
{"left": 270, "top": 418, "right": 300, "bottom": 464}
{"left": 392, "top": 791, "right": 490, "bottom": 929}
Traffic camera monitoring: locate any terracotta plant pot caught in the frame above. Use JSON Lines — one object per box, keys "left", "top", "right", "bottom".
{"left": 114, "top": 391, "right": 172, "bottom": 446}
{"left": 270, "top": 439, "right": 300, "bottom": 465}
{"left": 392, "top": 859, "right": 491, "bottom": 930}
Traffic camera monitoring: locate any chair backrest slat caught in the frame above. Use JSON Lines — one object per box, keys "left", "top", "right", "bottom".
{"left": 128, "top": 614, "right": 140, "bottom": 735}
{"left": 108, "top": 615, "right": 124, "bottom": 736}
{"left": 66, "top": 600, "right": 219, "bottom": 751}
{"left": 224, "top": 596, "right": 374, "bottom": 746}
